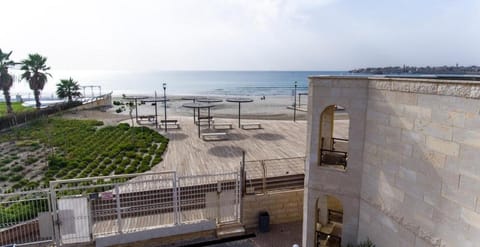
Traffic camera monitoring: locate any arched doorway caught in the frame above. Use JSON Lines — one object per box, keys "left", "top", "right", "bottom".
{"left": 319, "top": 105, "right": 349, "bottom": 169}
{"left": 316, "top": 195, "right": 343, "bottom": 247}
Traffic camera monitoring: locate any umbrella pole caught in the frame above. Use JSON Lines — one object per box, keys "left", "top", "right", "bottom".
{"left": 208, "top": 107, "right": 211, "bottom": 129}
{"left": 135, "top": 98, "right": 138, "bottom": 123}
{"left": 238, "top": 102, "right": 241, "bottom": 128}
{"left": 197, "top": 108, "right": 201, "bottom": 138}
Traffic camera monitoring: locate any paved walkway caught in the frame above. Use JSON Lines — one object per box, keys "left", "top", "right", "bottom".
{"left": 152, "top": 116, "right": 308, "bottom": 176}
{"left": 211, "top": 222, "right": 303, "bottom": 247}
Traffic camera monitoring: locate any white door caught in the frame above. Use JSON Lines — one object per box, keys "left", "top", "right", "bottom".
{"left": 57, "top": 197, "right": 91, "bottom": 244}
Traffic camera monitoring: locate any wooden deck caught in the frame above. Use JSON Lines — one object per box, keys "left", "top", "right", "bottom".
{"left": 151, "top": 116, "right": 308, "bottom": 176}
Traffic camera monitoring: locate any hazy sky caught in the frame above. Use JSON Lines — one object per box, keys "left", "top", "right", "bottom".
{"left": 3, "top": 0, "right": 480, "bottom": 71}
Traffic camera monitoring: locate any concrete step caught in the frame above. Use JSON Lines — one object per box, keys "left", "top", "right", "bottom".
{"left": 216, "top": 223, "right": 246, "bottom": 238}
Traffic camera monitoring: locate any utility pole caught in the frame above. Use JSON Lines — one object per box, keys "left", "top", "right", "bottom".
{"left": 293, "top": 81, "right": 297, "bottom": 122}
{"left": 163, "top": 83, "right": 167, "bottom": 132}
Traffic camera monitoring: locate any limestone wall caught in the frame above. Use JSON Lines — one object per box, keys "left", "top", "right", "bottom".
{"left": 306, "top": 77, "right": 480, "bottom": 247}
{"left": 357, "top": 78, "right": 480, "bottom": 247}
{"left": 303, "top": 77, "right": 369, "bottom": 246}
{"left": 242, "top": 189, "right": 303, "bottom": 229}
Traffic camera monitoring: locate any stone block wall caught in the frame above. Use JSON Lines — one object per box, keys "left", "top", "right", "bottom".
{"left": 305, "top": 76, "right": 480, "bottom": 247}
{"left": 242, "top": 189, "right": 304, "bottom": 229}
{"left": 303, "top": 77, "right": 369, "bottom": 246}
{"left": 357, "top": 78, "right": 480, "bottom": 247}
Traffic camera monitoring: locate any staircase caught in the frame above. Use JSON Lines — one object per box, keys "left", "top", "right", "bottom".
{"left": 216, "top": 223, "right": 246, "bottom": 238}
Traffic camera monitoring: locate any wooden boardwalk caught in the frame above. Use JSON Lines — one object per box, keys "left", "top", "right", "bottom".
{"left": 151, "top": 116, "right": 308, "bottom": 176}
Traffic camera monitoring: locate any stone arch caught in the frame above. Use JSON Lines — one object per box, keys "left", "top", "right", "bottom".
{"left": 318, "top": 105, "right": 350, "bottom": 169}
{"left": 315, "top": 195, "right": 344, "bottom": 246}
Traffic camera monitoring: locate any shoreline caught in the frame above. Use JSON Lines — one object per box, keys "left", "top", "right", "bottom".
{"left": 112, "top": 95, "right": 308, "bottom": 121}
{"left": 62, "top": 95, "right": 308, "bottom": 123}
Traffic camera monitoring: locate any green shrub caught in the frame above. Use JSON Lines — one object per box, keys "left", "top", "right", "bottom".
{"left": 56, "top": 169, "right": 68, "bottom": 178}
{"left": 118, "top": 123, "right": 130, "bottom": 130}
{"left": 1, "top": 159, "right": 12, "bottom": 165}
{"left": 25, "top": 156, "right": 38, "bottom": 165}
{"left": 115, "top": 166, "right": 125, "bottom": 175}
{"left": 137, "top": 165, "right": 149, "bottom": 173}
{"left": 126, "top": 151, "right": 136, "bottom": 158}
{"left": 152, "top": 157, "right": 162, "bottom": 165}
{"left": 9, "top": 174, "right": 23, "bottom": 182}
{"left": 125, "top": 165, "right": 136, "bottom": 174}
{"left": 10, "top": 165, "right": 24, "bottom": 172}
{"left": 91, "top": 168, "right": 101, "bottom": 177}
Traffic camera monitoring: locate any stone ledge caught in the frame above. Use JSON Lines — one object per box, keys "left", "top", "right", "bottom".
{"left": 310, "top": 76, "right": 480, "bottom": 99}
{"left": 368, "top": 78, "right": 480, "bottom": 99}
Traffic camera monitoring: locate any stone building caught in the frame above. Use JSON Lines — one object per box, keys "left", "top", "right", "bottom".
{"left": 303, "top": 76, "right": 480, "bottom": 246}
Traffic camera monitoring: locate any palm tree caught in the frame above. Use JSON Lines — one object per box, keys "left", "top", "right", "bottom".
{"left": 0, "top": 49, "right": 16, "bottom": 114}
{"left": 20, "top": 54, "right": 51, "bottom": 109}
{"left": 56, "top": 77, "right": 81, "bottom": 102}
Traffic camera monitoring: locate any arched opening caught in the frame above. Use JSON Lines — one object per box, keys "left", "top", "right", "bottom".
{"left": 319, "top": 105, "right": 349, "bottom": 169}
{"left": 315, "top": 195, "right": 343, "bottom": 247}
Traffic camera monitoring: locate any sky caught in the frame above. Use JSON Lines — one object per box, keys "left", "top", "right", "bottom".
{"left": 2, "top": 0, "right": 480, "bottom": 72}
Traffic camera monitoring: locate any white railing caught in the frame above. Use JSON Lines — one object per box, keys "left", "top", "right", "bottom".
{"left": 0, "top": 170, "right": 241, "bottom": 246}
{"left": 243, "top": 156, "right": 305, "bottom": 194}
{"left": 0, "top": 188, "right": 53, "bottom": 246}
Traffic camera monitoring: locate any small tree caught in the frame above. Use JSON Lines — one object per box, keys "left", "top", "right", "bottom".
{"left": 56, "top": 77, "right": 81, "bottom": 102}
{"left": 0, "top": 49, "right": 16, "bottom": 114}
{"left": 20, "top": 53, "right": 51, "bottom": 109}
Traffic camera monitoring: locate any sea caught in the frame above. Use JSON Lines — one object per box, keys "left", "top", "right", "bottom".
{"left": 9, "top": 70, "right": 353, "bottom": 99}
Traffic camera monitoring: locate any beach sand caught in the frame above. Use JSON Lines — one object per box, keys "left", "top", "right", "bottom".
{"left": 110, "top": 95, "right": 308, "bottom": 121}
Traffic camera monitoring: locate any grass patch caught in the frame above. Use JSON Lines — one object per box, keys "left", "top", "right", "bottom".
{"left": 0, "top": 102, "right": 34, "bottom": 117}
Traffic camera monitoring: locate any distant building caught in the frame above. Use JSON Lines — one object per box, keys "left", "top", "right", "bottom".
{"left": 303, "top": 76, "right": 480, "bottom": 246}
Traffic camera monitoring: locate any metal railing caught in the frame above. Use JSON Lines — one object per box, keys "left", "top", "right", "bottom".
{"left": 243, "top": 156, "right": 306, "bottom": 195}
{"left": 178, "top": 172, "right": 241, "bottom": 224}
{"left": 320, "top": 137, "right": 348, "bottom": 169}
{"left": 0, "top": 171, "right": 241, "bottom": 246}
{"left": 0, "top": 189, "right": 53, "bottom": 246}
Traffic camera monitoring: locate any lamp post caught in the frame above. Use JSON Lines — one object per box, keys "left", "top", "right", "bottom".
{"left": 154, "top": 91, "right": 158, "bottom": 128}
{"left": 293, "top": 81, "right": 297, "bottom": 122}
{"left": 163, "top": 83, "right": 167, "bottom": 132}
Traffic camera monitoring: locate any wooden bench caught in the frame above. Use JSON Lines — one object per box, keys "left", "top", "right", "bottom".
{"left": 240, "top": 123, "right": 262, "bottom": 129}
{"left": 213, "top": 122, "right": 233, "bottom": 130}
{"left": 138, "top": 115, "right": 155, "bottom": 122}
{"left": 137, "top": 115, "right": 156, "bottom": 125}
{"left": 201, "top": 132, "right": 227, "bottom": 141}
{"left": 159, "top": 119, "right": 180, "bottom": 129}
{"left": 196, "top": 116, "right": 214, "bottom": 126}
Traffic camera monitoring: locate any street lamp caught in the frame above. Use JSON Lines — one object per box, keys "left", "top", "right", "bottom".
{"left": 163, "top": 83, "right": 167, "bottom": 132}
{"left": 293, "top": 81, "right": 297, "bottom": 122}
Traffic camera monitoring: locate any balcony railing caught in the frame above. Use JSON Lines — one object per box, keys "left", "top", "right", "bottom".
{"left": 320, "top": 137, "right": 348, "bottom": 169}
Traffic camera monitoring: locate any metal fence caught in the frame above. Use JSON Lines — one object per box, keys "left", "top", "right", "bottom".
{"left": 0, "top": 101, "right": 82, "bottom": 132}
{"left": 178, "top": 172, "right": 241, "bottom": 225}
{"left": 0, "top": 171, "right": 241, "bottom": 246}
{"left": 243, "top": 156, "right": 305, "bottom": 195}
{"left": 50, "top": 172, "right": 179, "bottom": 245}
{"left": 0, "top": 189, "right": 53, "bottom": 246}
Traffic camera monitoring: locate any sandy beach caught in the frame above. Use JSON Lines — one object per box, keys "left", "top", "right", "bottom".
{"left": 109, "top": 95, "right": 308, "bottom": 122}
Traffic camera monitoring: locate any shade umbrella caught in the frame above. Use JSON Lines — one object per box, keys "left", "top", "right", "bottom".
{"left": 196, "top": 97, "right": 223, "bottom": 128}
{"left": 182, "top": 102, "right": 216, "bottom": 138}
{"left": 226, "top": 97, "right": 254, "bottom": 128}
